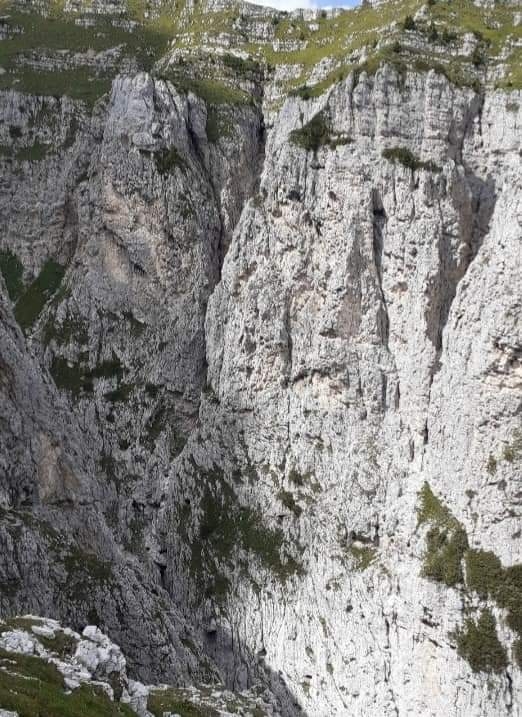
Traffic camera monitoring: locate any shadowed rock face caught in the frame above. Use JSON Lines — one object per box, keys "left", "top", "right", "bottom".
{"left": 0, "top": 70, "right": 267, "bottom": 691}
{"left": 0, "top": 0, "right": 521, "bottom": 715}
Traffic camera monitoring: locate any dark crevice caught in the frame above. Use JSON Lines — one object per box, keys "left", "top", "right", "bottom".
{"left": 426, "top": 170, "right": 497, "bottom": 381}
{"left": 372, "top": 188, "right": 390, "bottom": 347}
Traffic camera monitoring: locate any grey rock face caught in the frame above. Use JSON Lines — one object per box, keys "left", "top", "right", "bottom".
{"left": 0, "top": 70, "right": 264, "bottom": 688}
{"left": 0, "top": 23, "right": 521, "bottom": 717}
{"left": 162, "top": 67, "right": 522, "bottom": 715}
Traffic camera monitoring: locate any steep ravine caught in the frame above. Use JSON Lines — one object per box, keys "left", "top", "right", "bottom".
{"left": 0, "top": 1, "right": 521, "bottom": 715}
{"left": 0, "top": 71, "right": 267, "bottom": 688}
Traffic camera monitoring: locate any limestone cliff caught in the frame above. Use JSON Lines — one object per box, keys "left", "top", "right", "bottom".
{"left": 0, "top": 0, "right": 521, "bottom": 714}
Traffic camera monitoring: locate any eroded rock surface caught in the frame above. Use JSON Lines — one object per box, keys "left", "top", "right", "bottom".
{"left": 0, "top": 0, "right": 521, "bottom": 715}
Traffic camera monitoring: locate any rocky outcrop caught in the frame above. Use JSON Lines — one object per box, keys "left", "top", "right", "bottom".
{"left": 0, "top": 615, "right": 274, "bottom": 715}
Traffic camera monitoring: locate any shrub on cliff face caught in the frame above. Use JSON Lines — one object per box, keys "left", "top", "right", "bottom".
{"left": 452, "top": 610, "right": 508, "bottom": 673}
{"left": 465, "top": 550, "right": 503, "bottom": 598}
{"left": 465, "top": 552, "right": 522, "bottom": 638}
{"left": 417, "top": 482, "right": 468, "bottom": 587}
{"left": 154, "top": 146, "right": 184, "bottom": 174}
{"left": 403, "top": 15, "right": 416, "bottom": 30}
{"left": 423, "top": 525, "right": 468, "bottom": 586}
{"left": 13, "top": 259, "right": 65, "bottom": 331}
{"left": 0, "top": 249, "right": 24, "bottom": 302}
{"left": 290, "top": 112, "right": 331, "bottom": 152}
{"left": 418, "top": 485, "right": 522, "bottom": 673}
{"left": 471, "top": 46, "right": 485, "bottom": 67}
{"left": 382, "top": 147, "right": 441, "bottom": 173}
{"left": 496, "top": 565, "right": 522, "bottom": 637}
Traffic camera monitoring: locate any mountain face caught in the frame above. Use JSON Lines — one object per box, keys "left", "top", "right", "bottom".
{"left": 0, "top": 0, "right": 521, "bottom": 714}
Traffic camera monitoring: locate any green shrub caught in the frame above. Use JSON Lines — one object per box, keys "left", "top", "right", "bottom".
{"left": 291, "top": 84, "right": 312, "bottom": 100}
{"left": 348, "top": 545, "right": 377, "bottom": 571}
{"left": 419, "top": 486, "right": 522, "bottom": 669}
{"left": 192, "top": 477, "right": 304, "bottom": 589}
{"left": 428, "top": 23, "right": 439, "bottom": 42}
{"left": 403, "top": 15, "right": 416, "bottom": 31}
{"left": 154, "top": 146, "right": 184, "bottom": 175}
{"left": 471, "top": 46, "right": 485, "bottom": 67}
{"left": 62, "top": 546, "right": 114, "bottom": 605}
{"left": 14, "top": 259, "right": 65, "bottom": 331}
{"left": 63, "top": 547, "right": 113, "bottom": 583}
{"left": 290, "top": 111, "right": 331, "bottom": 153}
{"left": 487, "top": 431, "right": 522, "bottom": 473}
{"left": 417, "top": 482, "right": 453, "bottom": 527}
{"left": 0, "top": 68, "right": 112, "bottom": 110}
{"left": 50, "top": 358, "right": 89, "bottom": 396}
{"left": 465, "top": 549, "right": 503, "bottom": 598}
{"left": 205, "top": 106, "right": 234, "bottom": 143}
{"left": 104, "top": 383, "right": 134, "bottom": 403}
{"left": 503, "top": 430, "right": 522, "bottom": 462}
{"left": 417, "top": 483, "right": 468, "bottom": 586}
{"left": 0, "top": 249, "right": 24, "bottom": 301}
{"left": 222, "top": 53, "right": 259, "bottom": 74}
{"left": 441, "top": 29, "right": 458, "bottom": 44}
{"left": 382, "top": 147, "right": 441, "bottom": 173}
{"left": 51, "top": 355, "right": 124, "bottom": 397}
{"left": 278, "top": 489, "right": 302, "bottom": 517}
{"left": 487, "top": 454, "right": 497, "bottom": 474}
{"left": 142, "top": 407, "right": 166, "bottom": 449}
{"left": 206, "top": 107, "right": 222, "bottom": 143}
{"left": 167, "top": 76, "right": 251, "bottom": 106}
{"left": 43, "top": 313, "right": 89, "bottom": 347}
{"left": 288, "top": 469, "right": 305, "bottom": 486}
{"left": 91, "top": 357, "right": 124, "bottom": 381}
{"left": 496, "top": 564, "right": 522, "bottom": 637}
{"left": 423, "top": 525, "right": 468, "bottom": 586}
{"left": 464, "top": 551, "right": 522, "bottom": 642}
{"left": 452, "top": 609, "right": 508, "bottom": 673}
{"left": 16, "top": 141, "right": 49, "bottom": 162}
{"left": 0, "top": 617, "right": 46, "bottom": 634}
{"left": 38, "top": 631, "right": 78, "bottom": 659}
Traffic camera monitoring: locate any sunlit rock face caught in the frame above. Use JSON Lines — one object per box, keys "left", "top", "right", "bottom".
{"left": 166, "top": 68, "right": 521, "bottom": 716}
{"left": 0, "top": 0, "right": 521, "bottom": 715}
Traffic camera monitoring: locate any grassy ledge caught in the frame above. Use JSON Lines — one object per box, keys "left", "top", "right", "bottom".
{"left": 0, "top": 648, "right": 134, "bottom": 717}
